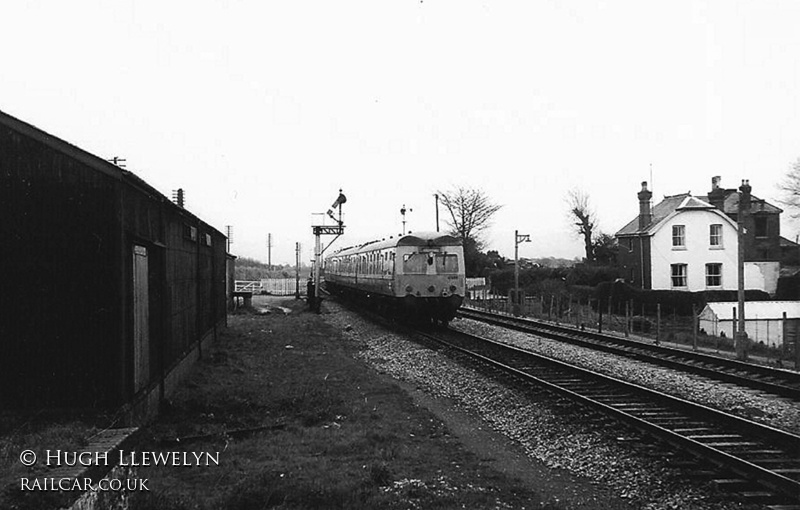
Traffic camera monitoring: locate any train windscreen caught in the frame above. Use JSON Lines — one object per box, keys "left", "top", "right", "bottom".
{"left": 402, "top": 253, "right": 428, "bottom": 274}
{"left": 434, "top": 253, "right": 459, "bottom": 274}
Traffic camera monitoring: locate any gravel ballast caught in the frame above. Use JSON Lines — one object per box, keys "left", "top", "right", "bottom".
{"left": 452, "top": 317, "right": 800, "bottom": 435}
{"left": 326, "top": 301, "right": 768, "bottom": 510}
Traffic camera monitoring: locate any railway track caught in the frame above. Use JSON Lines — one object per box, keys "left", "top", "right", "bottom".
{"left": 458, "top": 307, "right": 800, "bottom": 401}
{"left": 417, "top": 325, "right": 800, "bottom": 506}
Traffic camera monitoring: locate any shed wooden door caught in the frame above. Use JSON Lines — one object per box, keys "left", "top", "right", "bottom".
{"left": 133, "top": 245, "right": 150, "bottom": 393}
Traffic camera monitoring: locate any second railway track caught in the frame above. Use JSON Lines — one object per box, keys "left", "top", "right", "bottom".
{"left": 459, "top": 307, "right": 800, "bottom": 401}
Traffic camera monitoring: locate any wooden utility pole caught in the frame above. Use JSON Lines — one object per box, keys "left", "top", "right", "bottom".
{"left": 736, "top": 180, "right": 751, "bottom": 360}
{"left": 267, "top": 233, "right": 272, "bottom": 271}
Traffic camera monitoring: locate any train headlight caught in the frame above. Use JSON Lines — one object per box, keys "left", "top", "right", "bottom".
{"left": 405, "top": 285, "right": 413, "bottom": 293}
{"left": 449, "top": 285, "right": 457, "bottom": 292}
{"left": 427, "top": 286, "right": 435, "bottom": 293}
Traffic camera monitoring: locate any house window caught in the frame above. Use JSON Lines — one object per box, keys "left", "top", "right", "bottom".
{"left": 705, "top": 263, "right": 722, "bottom": 287}
{"left": 672, "top": 225, "right": 686, "bottom": 248}
{"left": 671, "top": 264, "right": 687, "bottom": 288}
{"left": 754, "top": 216, "right": 768, "bottom": 238}
{"left": 709, "top": 224, "right": 722, "bottom": 247}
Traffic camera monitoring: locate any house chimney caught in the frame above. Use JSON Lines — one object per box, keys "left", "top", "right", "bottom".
{"left": 637, "top": 181, "right": 652, "bottom": 229}
{"left": 739, "top": 179, "right": 752, "bottom": 211}
{"left": 708, "top": 176, "right": 725, "bottom": 210}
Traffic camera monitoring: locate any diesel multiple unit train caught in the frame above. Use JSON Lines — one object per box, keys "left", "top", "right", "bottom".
{"left": 324, "top": 231, "right": 466, "bottom": 324}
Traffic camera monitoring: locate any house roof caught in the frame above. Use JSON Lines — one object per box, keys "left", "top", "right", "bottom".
{"left": 702, "top": 301, "right": 800, "bottom": 320}
{"left": 781, "top": 236, "right": 800, "bottom": 248}
{"left": 677, "top": 195, "right": 715, "bottom": 210}
{"left": 615, "top": 193, "right": 689, "bottom": 236}
{"left": 615, "top": 186, "right": 781, "bottom": 238}
{"left": 708, "top": 188, "right": 782, "bottom": 215}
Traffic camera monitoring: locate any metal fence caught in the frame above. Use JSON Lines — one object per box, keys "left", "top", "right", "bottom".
{"left": 464, "top": 293, "right": 798, "bottom": 369}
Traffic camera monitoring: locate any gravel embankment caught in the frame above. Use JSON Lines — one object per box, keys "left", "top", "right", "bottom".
{"left": 452, "top": 318, "right": 800, "bottom": 435}
{"left": 326, "top": 302, "right": 762, "bottom": 510}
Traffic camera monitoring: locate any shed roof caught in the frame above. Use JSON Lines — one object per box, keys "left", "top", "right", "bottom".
{"left": 0, "top": 108, "right": 224, "bottom": 238}
{"left": 702, "top": 301, "right": 800, "bottom": 320}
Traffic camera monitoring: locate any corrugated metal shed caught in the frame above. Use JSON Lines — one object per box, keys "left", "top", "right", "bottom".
{"left": 699, "top": 301, "right": 800, "bottom": 346}
{"left": 703, "top": 301, "right": 800, "bottom": 320}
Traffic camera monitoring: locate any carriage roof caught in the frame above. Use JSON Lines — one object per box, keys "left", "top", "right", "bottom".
{"left": 328, "top": 231, "right": 461, "bottom": 258}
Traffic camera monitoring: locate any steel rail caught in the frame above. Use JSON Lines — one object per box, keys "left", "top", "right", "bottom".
{"left": 418, "top": 327, "right": 800, "bottom": 502}
{"left": 459, "top": 307, "right": 800, "bottom": 400}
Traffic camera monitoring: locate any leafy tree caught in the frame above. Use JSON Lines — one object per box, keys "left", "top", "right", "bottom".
{"left": 591, "top": 232, "right": 618, "bottom": 265}
{"left": 566, "top": 189, "right": 597, "bottom": 262}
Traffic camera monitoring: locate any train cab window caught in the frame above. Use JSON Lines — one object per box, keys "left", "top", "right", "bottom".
{"left": 403, "top": 253, "right": 428, "bottom": 274}
{"left": 435, "top": 254, "right": 459, "bottom": 273}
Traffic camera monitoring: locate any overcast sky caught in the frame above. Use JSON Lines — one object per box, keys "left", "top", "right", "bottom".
{"left": 3, "top": 1, "right": 799, "bottom": 265}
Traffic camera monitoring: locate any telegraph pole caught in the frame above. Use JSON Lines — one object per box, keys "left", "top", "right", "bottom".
{"left": 225, "top": 225, "right": 233, "bottom": 253}
{"left": 735, "top": 180, "right": 751, "bottom": 360}
{"left": 400, "top": 204, "right": 412, "bottom": 234}
{"left": 434, "top": 194, "right": 440, "bottom": 232}
{"left": 107, "top": 156, "right": 127, "bottom": 168}
{"left": 295, "top": 242, "right": 301, "bottom": 299}
{"left": 267, "top": 233, "right": 272, "bottom": 271}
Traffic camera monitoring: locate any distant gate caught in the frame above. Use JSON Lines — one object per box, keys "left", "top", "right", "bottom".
{"left": 235, "top": 278, "right": 305, "bottom": 296}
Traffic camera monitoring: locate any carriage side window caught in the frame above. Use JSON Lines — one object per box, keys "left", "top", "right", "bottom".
{"left": 383, "top": 251, "right": 393, "bottom": 275}
{"left": 435, "top": 253, "right": 459, "bottom": 274}
{"left": 403, "top": 253, "right": 427, "bottom": 274}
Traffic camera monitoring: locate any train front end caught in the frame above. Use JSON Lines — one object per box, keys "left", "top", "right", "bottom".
{"left": 394, "top": 233, "right": 466, "bottom": 324}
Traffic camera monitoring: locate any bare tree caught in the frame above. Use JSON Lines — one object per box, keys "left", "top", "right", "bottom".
{"left": 437, "top": 186, "right": 502, "bottom": 250}
{"left": 778, "top": 158, "right": 800, "bottom": 218}
{"left": 566, "top": 189, "right": 596, "bottom": 262}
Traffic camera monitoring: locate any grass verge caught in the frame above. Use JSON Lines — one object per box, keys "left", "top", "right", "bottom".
{"left": 130, "top": 297, "right": 553, "bottom": 509}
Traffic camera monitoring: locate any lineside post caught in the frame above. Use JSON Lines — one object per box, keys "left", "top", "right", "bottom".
{"left": 310, "top": 189, "right": 346, "bottom": 313}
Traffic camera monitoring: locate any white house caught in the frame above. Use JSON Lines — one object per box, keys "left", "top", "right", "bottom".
{"left": 699, "top": 301, "right": 800, "bottom": 347}
{"left": 616, "top": 179, "right": 781, "bottom": 294}
{"left": 648, "top": 195, "right": 739, "bottom": 291}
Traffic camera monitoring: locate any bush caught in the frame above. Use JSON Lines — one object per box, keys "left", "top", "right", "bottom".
{"left": 593, "top": 281, "right": 772, "bottom": 316}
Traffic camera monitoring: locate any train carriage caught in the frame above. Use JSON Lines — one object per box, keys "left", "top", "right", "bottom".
{"left": 324, "top": 231, "right": 465, "bottom": 323}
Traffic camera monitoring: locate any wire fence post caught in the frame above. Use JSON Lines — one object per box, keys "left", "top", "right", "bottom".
{"left": 624, "top": 300, "right": 630, "bottom": 338}
{"left": 656, "top": 303, "right": 661, "bottom": 345}
{"left": 555, "top": 295, "right": 560, "bottom": 325}
{"left": 598, "top": 299, "right": 603, "bottom": 333}
{"left": 568, "top": 294, "right": 573, "bottom": 326}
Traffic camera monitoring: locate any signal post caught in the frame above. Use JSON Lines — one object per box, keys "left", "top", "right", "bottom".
{"left": 309, "top": 190, "right": 346, "bottom": 313}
